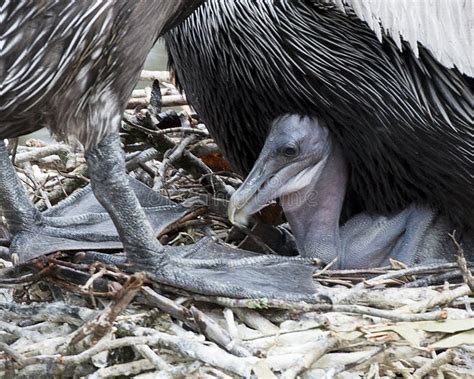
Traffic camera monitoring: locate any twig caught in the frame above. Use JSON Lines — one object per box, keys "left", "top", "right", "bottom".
{"left": 360, "top": 263, "right": 462, "bottom": 287}
{"left": 3, "top": 333, "right": 255, "bottom": 377}
{"left": 142, "top": 286, "right": 250, "bottom": 356}
{"left": 127, "top": 94, "right": 188, "bottom": 109}
{"left": 189, "top": 295, "right": 449, "bottom": 321}
{"left": 14, "top": 144, "right": 72, "bottom": 165}
{"left": 0, "top": 266, "right": 52, "bottom": 287}
{"left": 0, "top": 302, "right": 97, "bottom": 326}
{"left": 133, "top": 345, "right": 171, "bottom": 370}
{"left": 282, "top": 335, "right": 342, "bottom": 379}
{"left": 140, "top": 70, "right": 171, "bottom": 82}
{"left": 190, "top": 305, "right": 251, "bottom": 357}
{"left": 0, "top": 341, "right": 27, "bottom": 367}
{"left": 412, "top": 349, "right": 457, "bottom": 379}
{"left": 123, "top": 114, "right": 231, "bottom": 197}
{"left": 232, "top": 308, "right": 279, "bottom": 335}
{"left": 231, "top": 224, "right": 278, "bottom": 255}
{"left": 397, "top": 284, "right": 472, "bottom": 313}
{"left": 63, "top": 273, "right": 145, "bottom": 353}
{"left": 450, "top": 232, "right": 474, "bottom": 291}
{"left": 402, "top": 270, "right": 462, "bottom": 288}
{"left": 91, "top": 358, "right": 155, "bottom": 377}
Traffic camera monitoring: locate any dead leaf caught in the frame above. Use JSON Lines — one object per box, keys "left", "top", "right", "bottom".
{"left": 430, "top": 329, "right": 474, "bottom": 349}
{"left": 411, "top": 319, "right": 474, "bottom": 333}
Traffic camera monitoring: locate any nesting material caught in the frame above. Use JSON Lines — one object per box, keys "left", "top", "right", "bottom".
{"left": 0, "top": 73, "right": 472, "bottom": 378}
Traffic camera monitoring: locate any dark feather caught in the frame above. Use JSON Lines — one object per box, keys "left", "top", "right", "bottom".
{"left": 166, "top": 0, "right": 473, "bottom": 229}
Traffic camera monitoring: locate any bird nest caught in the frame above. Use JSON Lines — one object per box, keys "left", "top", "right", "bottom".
{"left": 0, "top": 74, "right": 473, "bottom": 379}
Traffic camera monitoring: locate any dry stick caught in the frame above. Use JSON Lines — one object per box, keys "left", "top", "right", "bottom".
{"left": 159, "top": 134, "right": 197, "bottom": 178}
{"left": 132, "top": 344, "right": 171, "bottom": 371}
{"left": 390, "top": 361, "right": 414, "bottom": 379}
{"left": 190, "top": 305, "right": 251, "bottom": 357}
{"left": 152, "top": 362, "right": 203, "bottom": 379}
{"left": 63, "top": 273, "right": 145, "bottom": 353}
{"left": 360, "top": 263, "right": 462, "bottom": 288}
{"left": 140, "top": 70, "right": 171, "bottom": 82}
{"left": 398, "top": 284, "right": 472, "bottom": 314}
{"left": 135, "top": 361, "right": 203, "bottom": 379}
{"left": 231, "top": 224, "right": 278, "bottom": 256}
{"left": 0, "top": 266, "right": 52, "bottom": 287}
{"left": 232, "top": 308, "right": 280, "bottom": 335}
{"left": 313, "top": 257, "right": 338, "bottom": 276}
{"left": 332, "top": 305, "right": 447, "bottom": 321}
{"left": 0, "top": 302, "right": 97, "bottom": 326}
{"left": 126, "top": 147, "right": 162, "bottom": 172}
{"left": 93, "top": 360, "right": 200, "bottom": 379}
{"left": 188, "top": 295, "right": 448, "bottom": 321}
{"left": 7, "top": 334, "right": 254, "bottom": 377}
{"left": 0, "top": 341, "right": 27, "bottom": 367}
{"left": 412, "top": 349, "right": 457, "bottom": 379}
{"left": 333, "top": 347, "right": 385, "bottom": 376}
{"left": 92, "top": 358, "right": 156, "bottom": 378}
{"left": 40, "top": 164, "right": 89, "bottom": 205}
{"left": 123, "top": 115, "right": 231, "bottom": 198}
{"left": 223, "top": 308, "right": 240, "bottom": 340}
{"left": 126, "top": 94, "right": 188, "bottom": 109}
{"left": 0, "top": 320, "right": 44, "bottom": 342}
{"left": 81, "top": 266, "right": 107, "bottom": 292}
{"left": 14, "top": 144, "right": 72, "bottom": 165}
{"left": 131, "top": 86, "right": 180, "bottom": 98}
{"left": 403, "top": 270, "right": 463, "bottom": 288}
{"left": 141, "top": 286, "right": 190, "bottom": 320}
{"left": 142, "top": 286, "right": 251, "bottom": 357}
{"left": 157, "top": 207, "right": 207, "bottom": 239}
{"left": 450, "top": 232, "right": 474, "bottom": 291}
{"left": 282, "top": 335, "right": 342, "bottom": 379}
{"left": 129, "top": 125, "right": 209, "bottom": 138}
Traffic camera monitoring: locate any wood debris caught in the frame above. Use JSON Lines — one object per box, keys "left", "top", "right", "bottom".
{"left": 0, "top": 71, "right": 472, "bottom": 378}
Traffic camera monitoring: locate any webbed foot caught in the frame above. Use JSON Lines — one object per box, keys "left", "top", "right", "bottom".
{"left": 138, "top": 238, "right": 323, "bottom": 302}
{"left": 72, "top": 237, "right": 323, "bottom": 302}
{"left": 9, "top": 177, "right": 191, "bottom": 263}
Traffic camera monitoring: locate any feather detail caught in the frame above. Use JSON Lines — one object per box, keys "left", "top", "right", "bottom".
{"left": 166, "top": 0, "right": 473, "bottom": 228}
{"left": 339, "top": 0, "right": 473, "bottom": 76}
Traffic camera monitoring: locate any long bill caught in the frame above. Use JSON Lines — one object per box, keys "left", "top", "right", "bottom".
{"left": 228, "top": 155, "right": 328, "bottom": 227}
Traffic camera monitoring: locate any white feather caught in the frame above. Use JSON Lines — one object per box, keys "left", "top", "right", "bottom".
{"left": 338, "top": 0, "right": 473, "bottom": 77}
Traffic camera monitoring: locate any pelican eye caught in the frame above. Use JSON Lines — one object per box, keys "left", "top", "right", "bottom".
{"left": 283, "top": 145, "right": 298, "bottom": 157}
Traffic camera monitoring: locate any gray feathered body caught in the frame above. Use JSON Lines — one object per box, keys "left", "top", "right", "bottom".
{"left": 166, "top": 0, "right": 473, "bottom": 229}
{"left": 0, "top": 0, "right": 202, "bottom": 149}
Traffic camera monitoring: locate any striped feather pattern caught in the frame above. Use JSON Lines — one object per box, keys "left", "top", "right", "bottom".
{"left": 1, "top": 1, "right": 116, "bottom": 124}
{"left": 166, "top": 0, "right": 473, "bottom": 228}
{"left": 0, "top": 0, "right": 203, "bottom": 148}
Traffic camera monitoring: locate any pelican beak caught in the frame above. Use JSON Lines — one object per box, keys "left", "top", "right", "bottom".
{"left": 228, "top": 164, "right": 272, "bottom": 226}
{"left": 228, "top": 154, "right": 328, "bottom": 227}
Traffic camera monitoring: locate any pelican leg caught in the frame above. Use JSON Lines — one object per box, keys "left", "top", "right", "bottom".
{"left": 0, "top": 140, "right": 189, "bottom": 263}
{"left": 0, "top": 140, "right": 40, "bottom": 237}
{"left": 85, "top": 134, "right": 163, "bottom": 264}
{"left": 84, "top": 134, "right": 322, "bottom": 301}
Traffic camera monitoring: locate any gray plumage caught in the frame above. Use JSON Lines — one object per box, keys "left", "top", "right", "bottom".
{"left": 0, "top": 0, "right": 202, "bottom": 148}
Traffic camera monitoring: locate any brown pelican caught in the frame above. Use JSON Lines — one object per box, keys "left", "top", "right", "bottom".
{"left": 166, "top": 0, "right": 473, "bottom": 244}
{"left": 229, "top": 115, "right": 472, "bottom": 268}
{"left": 0, "top": 0, "right": 324, "bottom": 302}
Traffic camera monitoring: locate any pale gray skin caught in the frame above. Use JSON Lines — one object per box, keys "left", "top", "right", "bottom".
{"left": 229, "top": 115, "right": 470, "bottom": 269}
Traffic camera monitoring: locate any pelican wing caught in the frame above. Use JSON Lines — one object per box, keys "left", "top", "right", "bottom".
{"left": 338, "top": 0, "right": 473, "bottom": 76}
